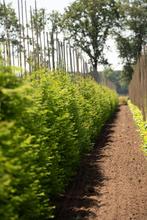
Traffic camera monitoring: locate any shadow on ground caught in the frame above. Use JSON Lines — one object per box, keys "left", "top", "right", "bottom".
{"left": 55, "top": 109, "right": 119, "bottom": 220}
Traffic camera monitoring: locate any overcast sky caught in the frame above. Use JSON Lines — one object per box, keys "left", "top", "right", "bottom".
{"left": 4, "top": 0, "right": 123, "bottom": 70}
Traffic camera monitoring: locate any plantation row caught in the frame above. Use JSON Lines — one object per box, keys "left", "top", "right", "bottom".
{"left": 0, "top": 66, "right": 118, "bottom": 219}
{"left": 128, "top": 101, "right": 147, "bottom": 155}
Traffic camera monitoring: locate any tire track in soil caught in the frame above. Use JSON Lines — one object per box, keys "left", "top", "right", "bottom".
{"left": 55, "top": 105, "right": 147, "bottom": 220}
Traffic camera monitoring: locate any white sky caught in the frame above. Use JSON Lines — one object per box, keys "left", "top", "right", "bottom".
{"left": 6, "top": 0, "right": 74, "bottom": 12}
{"left": 4, "top": 0, "right": 123, "bottom": 70}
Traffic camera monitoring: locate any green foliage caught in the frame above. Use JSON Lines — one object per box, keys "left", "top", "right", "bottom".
{"left": 125, "top": 0, "right": 147, "bottom": 56}
{"left": 128, "top": 101, "right": 147, "bottom": 156}
{"left": 0, "top": 2, "right": 19, "bottom": 29}
{"left": 0, "top": 67, "right": 118, "bottom": 219}
{"left": 62, "top": 0, "right": 120, "bottom": 73}
{"left": 115, "top": 0, "right": 147, "bottom": 83}
{"left": 102, "top": 67, "right": 128, "bottom": 94}
{"left": 0, "top": 2, "right": 20, "bottom": 42}
{"left": 32, "top": 8, "right": 46, "bottom": 34}
{"left": 48, "top": 10, "right": 62, "bottom": 33}
{"left": 0, "top": 69, "right": 54, "bottom": 219}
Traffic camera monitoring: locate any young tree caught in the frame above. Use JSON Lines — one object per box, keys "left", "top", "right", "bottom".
{"left": 0, "top": 2, "right": 20, "bottom": 65}
{"left": 31, "top": 8, "right": 46, "bottom": 68}
{"left": 0, "top": 2, "right": 20, "bottom": 39}
{"left": 32, "top": 8, "right": 46, "bottom": 35}
{"left": 62, "top": 0, "right": 119, "bottom": 80}
{"left": 48, "top": 10, "right": 62, "bottom": 69}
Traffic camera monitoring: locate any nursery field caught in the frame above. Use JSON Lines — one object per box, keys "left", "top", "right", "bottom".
{"left": 0, "top": 66, "right": 118, "bottom": 219}
{"left": 1, "top": 66, "right": 147, "bottom": 220}
{"left": 0, "top": 0, "right": 147, "bottom": 219}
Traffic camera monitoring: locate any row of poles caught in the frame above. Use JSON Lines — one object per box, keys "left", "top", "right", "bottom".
{"left": 0, "top": 0, "right": 91, "bottom": 75}
{"left": 129, "top": 46, "right": 147, "bottom": 120}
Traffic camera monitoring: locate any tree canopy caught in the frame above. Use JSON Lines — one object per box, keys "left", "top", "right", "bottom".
{"left": 62, "top": 0, "right": 120, "bottom": 79}
{"left": 115, "top": 0, "right": 147, "bottom": 82}
{"left": 0, "top": 2, "right": 19, "bottom": 43}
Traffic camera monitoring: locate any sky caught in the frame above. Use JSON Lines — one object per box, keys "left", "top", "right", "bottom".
{"left": 7, "top": 0, "right": 74, "bottom": 13}
{"left": 4, "top": 0, "right": 123, "bottom": 70}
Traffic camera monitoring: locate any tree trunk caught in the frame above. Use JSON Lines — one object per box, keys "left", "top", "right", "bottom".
{"left": 92, "top": 60, "right": 100, "bottom": 82}
{"left": 51, "top": 29, "right": 55, "bottom": 70}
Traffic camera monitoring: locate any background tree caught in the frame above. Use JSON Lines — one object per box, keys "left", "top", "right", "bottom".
{"left": 0, "top": 2, "right": 20, "bottom": 41}
{"left": 115, "top": 0, "right": 147, "bottom": 83}
{"left": 62, "top": 0, "right": 120, "bottom": 80}
{"left": 102, "top": 66, "right": 128, "bottom": 94}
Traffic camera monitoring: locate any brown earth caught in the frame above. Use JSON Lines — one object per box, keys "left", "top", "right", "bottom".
{"left": 55, "top": 105, "right": 147, "bottom": 220}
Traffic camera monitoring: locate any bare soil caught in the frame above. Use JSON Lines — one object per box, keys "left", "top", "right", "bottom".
{"left": 55, "top": 105, "right": 147, "bottom": 220}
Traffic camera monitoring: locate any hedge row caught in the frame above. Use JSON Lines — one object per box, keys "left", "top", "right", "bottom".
{"left": 128, "top": 101, "right": 147, "bottom": 156}
{"left": 0, "top": 68, "right": 118, "bottom": 219}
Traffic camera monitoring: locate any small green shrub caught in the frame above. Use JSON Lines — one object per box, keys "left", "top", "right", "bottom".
{"left": 0, "top": 68, "right": 118, "bottom": 219}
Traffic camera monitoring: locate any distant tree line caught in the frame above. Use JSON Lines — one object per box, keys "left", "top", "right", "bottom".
{"left": 102, "top": 67, "right": 128, "bottom": 95}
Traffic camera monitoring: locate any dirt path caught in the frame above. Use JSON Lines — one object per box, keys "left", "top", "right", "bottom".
{"left": 55, "top": 106, "right": 147, "bottom": 220}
